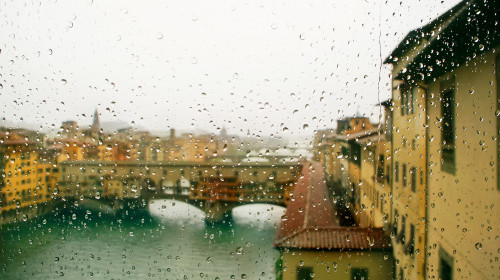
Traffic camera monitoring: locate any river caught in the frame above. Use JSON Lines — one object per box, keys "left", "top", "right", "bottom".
{"left": 0, "top": 200, "right": 286, "bottom": 279}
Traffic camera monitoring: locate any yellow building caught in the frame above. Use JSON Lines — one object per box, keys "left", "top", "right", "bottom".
{"left": 164, "top": 134, "right": 218, "bottom": 162}
{"left": 356, "top": 131, "right": 392, "bottom": 229}
{"left": 0, "top": 133, "right": 53, "bottom": 216}
{"left": 96, "top": 144, "right": 113, "bottom": 161}
{"left": 315, "top": 117, "right": 378, "bottom": 208}
{"left": 58, "top": 139, "right": 84, "bottom": 162}
{"left": 384, "top": 1, "right": 499, "bottom": 279}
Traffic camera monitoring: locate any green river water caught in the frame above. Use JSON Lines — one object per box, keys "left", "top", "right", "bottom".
{"left": 0, "top": 200, "right": 285, "bottom": 280}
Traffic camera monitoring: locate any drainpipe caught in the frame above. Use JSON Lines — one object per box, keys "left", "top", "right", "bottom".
{"left": 423, "top": 84, "right": 430, "bottom": 280}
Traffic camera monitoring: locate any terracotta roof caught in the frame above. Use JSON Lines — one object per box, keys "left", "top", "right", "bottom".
{"left": 383, "top": 0, "right": 469, "bottom": 64}
{"left": 357, "top": 133, "right": 385, "bottom": 146}
{"left": 337, "top": 128, "right": 379, "bottom": 142}
{"left": 273, "top": 161, "right": 392, "bottom": 251}
{"left": 274, "top": 227, "right": 392, "bottom": 250}
{"left": 0, "top": 137, "right": 34, "bottom": 146}
{"left": 274, "top": 162, "right": 339, "bottom": 243}
{"left": 386, "top": 0, "right": 500, "bottom": 82}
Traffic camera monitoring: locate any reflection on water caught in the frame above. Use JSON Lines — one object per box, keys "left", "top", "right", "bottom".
{"left": 0, "top": 200, "right": 285, "bottom": 279}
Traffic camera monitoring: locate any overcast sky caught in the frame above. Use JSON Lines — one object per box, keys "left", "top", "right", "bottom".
{"left": 0, "top": 0, "right": 461, "bottom": 137}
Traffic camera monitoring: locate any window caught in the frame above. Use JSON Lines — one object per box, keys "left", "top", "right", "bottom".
{"left": 439, "top": 248, "right": 453, "bottom": 280}
{"left": 351, "top": 268, "right": 369, "bottom": 280}
{"left": 402, "top": 164, "right": 407, "bottom": 187}
{"left": 441, "top": 77, "right": 456, "bottom": 173}
{"left": 397, "top": 215, "right": 406, "bottom": 244}
{"left": 350, "top": 142, "right": 361, "bottom": 166}
{"left": 401, "top": 86, "right": 415, "bottom": 116}
{"left": 341, "top": 146, "right": 349, "bottom": 157}
{"left": 386, "top": 164, "right": 390, "bottom": 183}
{"left": 401, "top": 86, "right": 407, "bottom": 116}
{"left": 395, "top": 162, "right": 399, "bottom": 182}
{"left": 296, "top": 266, "right": 313, "bottom": 280}
{"left": 410, "top": 167, "right": 416, "bottom": 192}
{"left": 420, "top": 168, "right": 424, "bottom": 185}
{"left": 376, "top": 155, "right": 384, "bottom": 182}
{"left": 405, "top": 224, "right": 415, "bottom": 256}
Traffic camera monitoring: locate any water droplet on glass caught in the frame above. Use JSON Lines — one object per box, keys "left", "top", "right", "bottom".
{"left": 236, "top": 246, "right": 243, "bottom": 255}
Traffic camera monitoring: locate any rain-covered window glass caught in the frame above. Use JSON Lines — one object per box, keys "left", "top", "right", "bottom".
{"left": 1, "top": 1, "right": 499, "bottom": 279}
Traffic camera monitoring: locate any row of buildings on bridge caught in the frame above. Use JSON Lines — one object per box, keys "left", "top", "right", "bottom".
{"left": 56, "top": 160, "right": 302, "bottom": 205}
{"left": 309, "top": 1, "right": 499, "bottom": 279}
{"left": 0, "top": 120, "right": 304, "bottom": 221}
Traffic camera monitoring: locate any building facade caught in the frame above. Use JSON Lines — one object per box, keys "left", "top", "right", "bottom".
{"left": 385, "top": 1, "right": 499, "bottom": 279}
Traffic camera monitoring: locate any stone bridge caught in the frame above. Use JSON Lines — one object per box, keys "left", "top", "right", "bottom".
{"left": 58, "top": 161, "right": 303, "bottom": 222}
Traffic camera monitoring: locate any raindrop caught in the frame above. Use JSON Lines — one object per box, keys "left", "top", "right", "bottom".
{"left": 475, "top": 242, "right": 482, "bottom": 250}
{"left": 367, "top": 236, "right": 375, "bottom": 246}
{"left": 235, "top": 246, "right": 243, "bottom": 255}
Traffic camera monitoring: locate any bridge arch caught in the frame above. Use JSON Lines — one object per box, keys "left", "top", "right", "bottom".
{"left": 231, "top": 203, "right": 287, "bottom": 224}
{"left": 141, "top": 178, "right": 157, "bottom": 193}
{"left": 124, "top": 176, "right": 142, "bottom": 198}
{"left": 149, "top": 199, "right": 206, "bottom": 221}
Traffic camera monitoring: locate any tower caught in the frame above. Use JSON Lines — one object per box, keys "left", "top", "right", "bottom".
{"left": 90, "top": 108, "right": 100, "bottom": 133}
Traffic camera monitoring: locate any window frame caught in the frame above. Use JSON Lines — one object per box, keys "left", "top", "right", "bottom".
{"left": 351, "top": 267, "right": 369, "bottom": 280}
{"left": 440, "top": 76, "right": 456, "bottom": 174}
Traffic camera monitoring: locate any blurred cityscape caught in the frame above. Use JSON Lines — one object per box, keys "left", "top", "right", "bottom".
{"left": 1, "top": 0, "right": 499, "bottom": 280}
